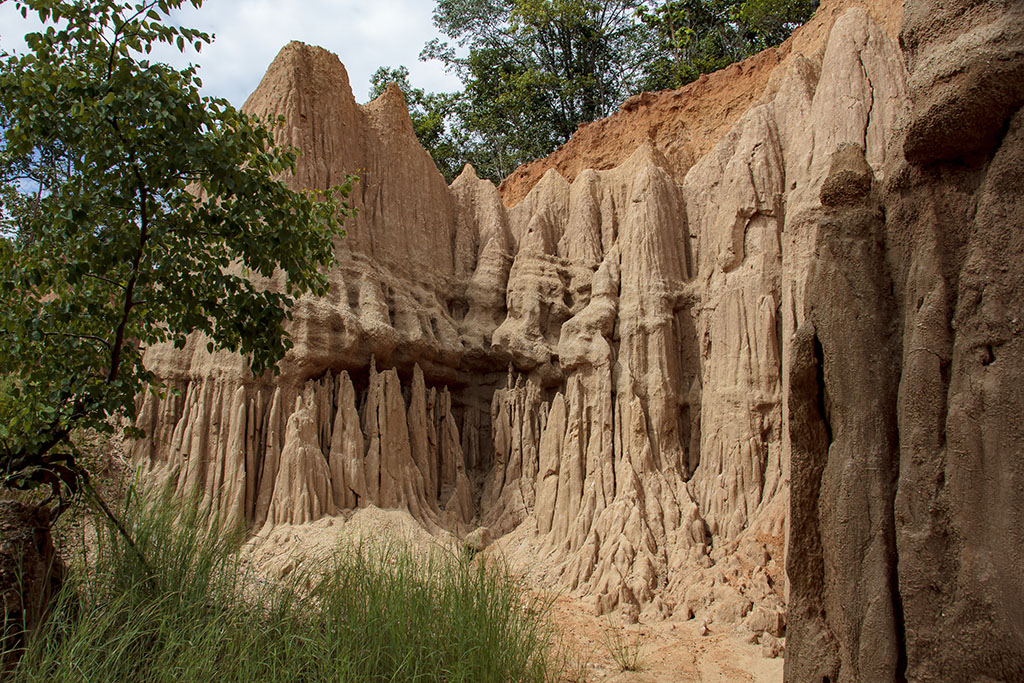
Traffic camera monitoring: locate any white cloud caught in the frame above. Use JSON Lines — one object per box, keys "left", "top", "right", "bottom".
{"left": 0, "top": 0, "right": 462, "bottom": 106}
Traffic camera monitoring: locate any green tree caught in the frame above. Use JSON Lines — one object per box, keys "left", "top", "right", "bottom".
{"left": 0, "top": 0, "right": 354, "bottom": 511}
{"left": 637, "top": 0, "right": 817, "bottom": 89}
{"left": 422, "top": 0, "right": 656, "bottom": 182}
{"left": 398, "top": 0, "right": 815, "bottom": 185}
{"left": 734, "top": 0, "right": 817, "bottom": 50}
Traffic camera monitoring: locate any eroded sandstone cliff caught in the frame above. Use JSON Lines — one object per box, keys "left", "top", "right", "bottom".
{"left": 132, "top": 0, "right": 1024, "bottom": 678}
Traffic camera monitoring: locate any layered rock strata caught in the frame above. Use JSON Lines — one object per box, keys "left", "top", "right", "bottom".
{"left": 132, "top": 0, "right": 1024, "bottom": 678}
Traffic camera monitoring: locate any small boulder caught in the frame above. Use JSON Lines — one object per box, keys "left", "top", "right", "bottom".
{"left": 761, "top": 633, "right": 785, "bottom": 659}
{"left": 745, "top": 605, "right": 786, "bottom": 637}
{"left": 709, "top": 587, "right": 752, "bottom": 625}
{"left": 463, "top": 526, "right": 491, "bottom": 554}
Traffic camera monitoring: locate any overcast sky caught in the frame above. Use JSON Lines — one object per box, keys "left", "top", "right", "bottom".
{"left": 0, "top": 0, "right": 462, "bottom": 106}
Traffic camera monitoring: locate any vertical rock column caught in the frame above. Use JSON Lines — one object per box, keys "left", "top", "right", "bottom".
{"left": 786, "top": 145, "right": 903, "bottom": 682}
{"left": 683, "top": 104, "right": 785, "bottom": 541}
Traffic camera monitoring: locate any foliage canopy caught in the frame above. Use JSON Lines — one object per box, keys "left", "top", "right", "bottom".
{"left": 374, "top": 0, "right": 818, "bottom": 183}
{"left": 637, "top": 0, "right": 818, "bottom": 89}
{"left": 421, "top": 0, "right": 654, "bottom": 182}
{"left": 0, "top": 0, "right": 354, "bottom": 507}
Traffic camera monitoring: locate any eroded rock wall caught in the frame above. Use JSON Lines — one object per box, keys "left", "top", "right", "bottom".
{"left": 131, "top": 0, "right": 1024, "bottom": 676}
{"left": 783, "top": 0, "right": 1024, "bottom": 680}
{"left": 132, "top": 1, "right": 897, "bottom": 632}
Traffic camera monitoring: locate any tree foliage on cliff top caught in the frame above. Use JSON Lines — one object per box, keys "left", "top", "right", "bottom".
{"left": 422, "top": 0, "right": 655, "bottom": 181}
{"left": 374, "top": 0, "right": 817, "bottom": 184}
{"left": 638, "top": 0, "right": 817, "bottom": 89}
{"left": 0, "top": 0, "right": 354, "bottom": 509}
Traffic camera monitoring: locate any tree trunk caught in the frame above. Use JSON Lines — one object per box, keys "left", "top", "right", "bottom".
{"left": 0, "top": 502, "right": 63, "bottom": 671}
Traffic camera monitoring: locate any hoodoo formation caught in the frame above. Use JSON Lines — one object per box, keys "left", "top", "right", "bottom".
{"left": 131, "top": 0, "right": 1024, "bottom": 679}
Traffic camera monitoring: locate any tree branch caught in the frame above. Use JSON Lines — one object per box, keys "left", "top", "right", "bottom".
{"left": 107, "top": 183, "right": 146, "bottom": 382}
{"left": 82, "top": 476, "right": 154, "bottom": 579}
{"left": 40, "top": 331, "right": 113, "bottom": 350}
{"left": 83, "top": 272, "right": 126, "bottom": 289}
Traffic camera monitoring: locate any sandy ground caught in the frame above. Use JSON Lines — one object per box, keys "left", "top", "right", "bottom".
{"left": 243, "top": 507, "right": 784, "bottom": 682}
{"left": 547, "top": 592, "right": 782, "bottom": 682}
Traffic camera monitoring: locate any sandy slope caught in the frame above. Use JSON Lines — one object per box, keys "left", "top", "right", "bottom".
{"left": 244, "top": 508, "right": 781, "bottom": 681}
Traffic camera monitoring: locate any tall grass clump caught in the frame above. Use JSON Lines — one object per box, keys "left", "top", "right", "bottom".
{"left": 599, "top": 625, "right": 644, "bottom": 672}
{"left": 8, "top": 489, "right": 561, "bottom": 682}
{"left": 310, "top": 539, "right": 554, "bottom": 681}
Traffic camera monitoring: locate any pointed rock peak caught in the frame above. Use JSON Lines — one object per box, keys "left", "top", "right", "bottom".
{"left": 363, "top": 81, "right": 418, "bottom": 141}
{"left": 452, "top": 163, "right": 505, "bottom": 209}
{"left": 365, "top": 81, "right": 407, "bottom": 114}
{"left": 244, "top": 40, "right": 354, "bottom": 113}
{"left": 573, "top": 168, "right": 600, "bottom": 186}
{"left": 382, "top": 81, "right": 407, "bottom": 106}
{"left": 539, "top": 167, "right": 569, "bottom": 189}
{"left": 518, "top": 167, "right": 570, "bottom": 206}
{"left": 453, "top": 163, "right": 480, "bottom": 185}
{"left": 618, "top": 139, "right": 671, "bottom": 174}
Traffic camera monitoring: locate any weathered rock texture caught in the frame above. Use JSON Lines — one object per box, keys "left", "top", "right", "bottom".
{"left": 132, "top": 0, "right": 1024, "bottom": 677}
